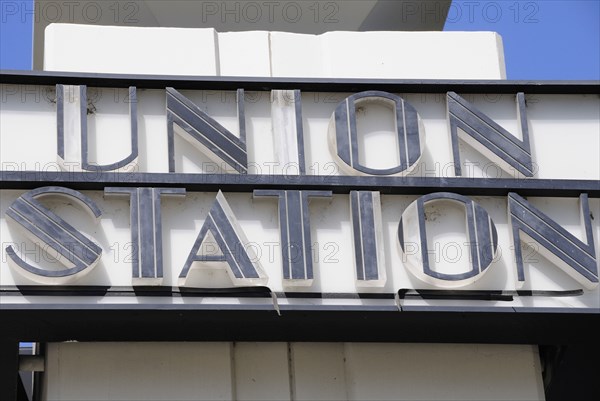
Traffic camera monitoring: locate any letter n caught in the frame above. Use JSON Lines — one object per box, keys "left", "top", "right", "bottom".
{"left": 508, "top": 192, "right": 598, "bottom": 288}
{"left": 447, "top": 92, "right": 533, "bottom": 177}
{"left": 166, "top": 87, "right": 248, "bottom": 173}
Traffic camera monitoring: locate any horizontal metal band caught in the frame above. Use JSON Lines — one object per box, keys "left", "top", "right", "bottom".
{"left": 0, "top": 304, "right": 598, "bottom": 345}
{"left": 1, "top": 70, "right": 598, "bottom": 93}
{"left": 1, "top": 171, "right": 598, "bottom": 197}
{"left": 0, "top": 286, "right": 585, "bottom": 300}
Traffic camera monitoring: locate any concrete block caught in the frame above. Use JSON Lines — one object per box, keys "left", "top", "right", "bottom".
{"left": 218, "top": 31, "right": 271, "bottom": 76}
{"left": 44, "top": 24, "right": 219, "bottom": 75}
{"left": 269, "top": 32, "right": 324, "bottom": 77}
{"left": 44, "top": 24, "right": 506, "bottom": 79}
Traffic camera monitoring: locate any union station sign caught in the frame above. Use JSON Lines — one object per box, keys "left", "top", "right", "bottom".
{"left": 1, "top": 75, "right": 598, "bottom": 309}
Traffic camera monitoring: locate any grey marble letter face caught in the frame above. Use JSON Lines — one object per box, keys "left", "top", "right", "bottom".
{"left": 350, "top": 191, "right": 386, "bottom": 286}
{"left": 508, "top": 192, "right": 598, "bottom": 289}
{"left": 180, "top": 191, "right": 267, "bottom": 286}
{"left": 6, "top": 186, "right": 102, "bottom": 282}
{"left": 254, "top": 189, "right": 332, "bottom": 286}
{"left": 166, "top": 87, "right": 248, "bottom": 174}
{"left": 329, "top": 91, "right": 424, "bottom": 176}
{"left": 447, "top": 92, "right": 533, "bottom": 177}
{"left": 105, "top": 187, "right": 186, "bottom": 285}
{"left": 399, "top": 192, "right": 498, "bottom": 287}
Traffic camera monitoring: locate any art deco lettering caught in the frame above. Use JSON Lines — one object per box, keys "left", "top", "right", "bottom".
{"left": 1, "top": 84, "right": 598, "bottom": 294}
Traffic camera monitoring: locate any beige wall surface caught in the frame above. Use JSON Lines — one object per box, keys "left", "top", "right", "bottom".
{"left": 44, "top": 342, "right": 545, "bottom": 401}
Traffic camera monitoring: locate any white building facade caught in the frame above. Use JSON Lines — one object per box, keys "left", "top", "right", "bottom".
{"left": 1, "top": 4, "right": 599, "bottom": 400}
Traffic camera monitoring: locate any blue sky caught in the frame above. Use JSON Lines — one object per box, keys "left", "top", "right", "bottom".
{"left": 0, "top": 0, "right": 599, "bottom": 79}
{"left": 444, "top": 0, "right": 600, "bottom": 79}
{"left": 0, "top": 0, "right": 33, "bottom": 70}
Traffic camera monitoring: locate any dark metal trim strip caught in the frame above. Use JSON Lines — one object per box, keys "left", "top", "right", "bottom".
{"left": 1, "top": 70, "right": 598, "bottom": 93}
{"left": 1, "top": 171, "right": 598, "bottom": 197}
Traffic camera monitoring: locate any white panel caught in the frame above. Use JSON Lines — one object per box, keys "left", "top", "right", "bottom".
{"left": 44, "top": 26, "right": 506, "bottom": 79}
{"left": 233, "top": 342, "right": 291, "bottom": 401}
{"left": 292, "top": 343, "right": 347, "bottom": 401}
{"left": 527, "top": 94, "right": 600, "bottom": 179}
{"left": 354, "top": 100, "right": 400, "bottom": 169}
{"left": 44, "top": 24, "right": 219, "bottom": 75}
{"left": 343, "top": 343, "right": 545, "bottom": 401}
{"left": 320, "top": 31, "right": 506, "bottom": 79}
{"left": 44, "top": 342, "right": 233, "bottom": 401}
{"left": 218, "top": 31, "right": 271, "bottom": 76}
{"left": 269, "top": 32, "right": 324, "bottom": 78}
{"left": 271, "top": 31, "right": 506, "bottom": 79}
{"left": 0, "top": 84, "right": 56, "bottom": 171}
{"left": 136, "top": 88, "right": 169, "bottom": 173}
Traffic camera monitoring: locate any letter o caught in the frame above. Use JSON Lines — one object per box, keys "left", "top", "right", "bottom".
{"left": 398, "top": 192, "right": 498, "bottom": 288}
{"left": 328, "top": 91, "right": 425, "bottom": 176}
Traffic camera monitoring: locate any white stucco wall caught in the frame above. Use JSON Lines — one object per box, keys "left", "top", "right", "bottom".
{"left": 43, "top": 24, "right": 507, "bottom": 79}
